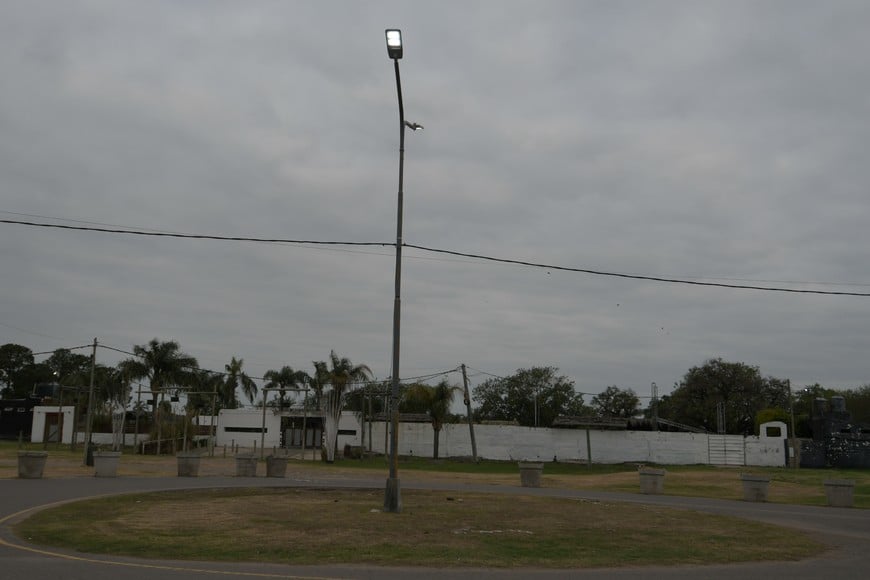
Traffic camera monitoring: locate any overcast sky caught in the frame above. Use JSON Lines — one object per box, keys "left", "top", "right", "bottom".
{"left": 2, "top": 1, "right": 870, "bottom": 407}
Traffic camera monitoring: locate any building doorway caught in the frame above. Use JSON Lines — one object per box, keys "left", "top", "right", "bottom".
{"left": 282, "top": 416, "right": 322, "bottom": 449}
{"left": 44, "top": 412, "right": 63, "bottom": 443}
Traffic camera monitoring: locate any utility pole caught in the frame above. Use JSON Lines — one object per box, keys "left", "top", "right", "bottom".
{"left": 261, "top": 390, "right": 268, "bottom": 460}
{"left": 461, "top": 364, "right": 478, "bottom": 462}
{"left": 82, "top": 338, "right": 98, "bottom": 465}
{"left": 651, "top": 382, "right": 659, "bottom": 431}
{"left": 133, "top": 384, "right": 142, "bottom": 453}
{"left": 788, "top": 379, "right": 798, "bottom": 469}
{"left": 209, "top": 377, "right": 217, "bottom": 457}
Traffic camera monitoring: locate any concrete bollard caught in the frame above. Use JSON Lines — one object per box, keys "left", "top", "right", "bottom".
{"left": 740, "top": 473, "right": 771, "bottom": 502}
{"left": 266, "top": 455, "right": 289, "bottom": 478}
{"left": 824, "top": 479, "right": 855, "bottom": 508}
{"left": 235, "top": 453, "right": 258, "bottom": 477}
{"left": 518, "top": 462, "right": 544, "bottom": 488}
{"left": 17, "top": 451, "right": 48, "bottom": 479}
{"left": 93, "top": 451, "right": 122, "bottom": 477}
{"left": 639, "top": 468, "right": 666, "bottom": 494}
{"left": 177, "top": 452, "right": 201, "bottom": 477}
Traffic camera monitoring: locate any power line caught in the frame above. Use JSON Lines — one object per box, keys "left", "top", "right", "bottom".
{"left": 464, "top": 366, "right": 506, "bottom": 380}
{"left": 0, "top": 210, "right": 188, "bottom": 235}
{"left": 404, "top": 244, "right": 870, "bottom": 297}
{"left": 4, "top": 217, "right": 870, "bottom": 296}
{"left": 0, "top": 219, "right": 391, "bottom": 248}
{"left": 32, "top": 344, "right": 94, "bottom": 356}
{"left": 96, "top": 342, "right": 458, "bottom": 387}
{"left": 98, "top": 344, "right": 136, "bottom": 357}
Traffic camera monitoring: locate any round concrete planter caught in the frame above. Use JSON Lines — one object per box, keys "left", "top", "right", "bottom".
{"left": 265, "top": 455, "right": 288, "bottom": 478}
{"left": 93, "top": 451, "right": 122, "bottom": 477}
{"left": 176, "top": 452, "right": 201, "bottom": 477}
{"left": 740, "top": 473, "right": 770, "bottom": 502}
{"left": 235, "top": 453, "right": 258, "bottom": 477}
{"left": 824, "top": 479, "right": 855, "bottom": 508}
{"left": 17, "top": 451, "right": 48, "bottom": 479}
{"left": 639, "top": 468, "right": 666, "bottom": 494}
{"left": 518, "top": 462, "right": 544, "bottom": 488}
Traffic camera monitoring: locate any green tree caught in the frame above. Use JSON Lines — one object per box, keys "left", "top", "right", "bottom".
{"left": 0, "top": 343, "right": 35, "bottom": 397}
{"left": 755, "top": 407, "right": 790, "bottom": 435}
{"left": 591, "top": 386, "right": 641, "bottom": 418}
{"left": 836, "top": 384, "right": 870, "bottom": 425}
{"left": 658, "top": 358, "right": 789, "bottom": 435}
{"left": 312, "top": 351, "right": 372, "bottom": 462}
{"left": 790, "top": 383, "right": 836, "bottom": 437}
{"left": 472, "top": 367, "right": 584, "bottom": 427}
{"left": 402, "top": 380, "right": 461, "bottom": 459}
{"left": 45, "top": 348, "right": 91, "bottom": 385}
{"left": 184, "top": 370, "right": 225, "bottom": 414}
{"left": 263, "top": 366, "right": 310, "bottom": 410}
{"left": 223, "top": 357, "right": 259, "bottom": 406}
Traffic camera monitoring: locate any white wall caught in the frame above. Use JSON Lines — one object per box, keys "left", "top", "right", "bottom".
{"left": 746, "top": 421, "right": 788, "bottom": 467}
{"left": 78, "top": 432, "right": 150, "bottom": 447}
{"left": 210, "top": 412, "right": 787, "bottom": 467}
{"left": 215, "top": 409, "right": 280, "bottom": 449}
{"left": 30, "top": 406, "right": 75, "bottom": 444}
{"left": 366, "top": 421, "right": 787, "bottom": 467}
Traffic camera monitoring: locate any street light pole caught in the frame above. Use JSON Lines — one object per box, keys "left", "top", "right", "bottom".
{"left": 384, "top": 28, "right": 413, "bottom": 514}
{"left": 82, "top": 337, "right": 98, "bottom": 465}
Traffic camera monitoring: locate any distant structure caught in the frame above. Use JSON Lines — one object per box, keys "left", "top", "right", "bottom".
{"left": 800, "top": 396, "right": 870, "bottom": 468}
{"left": 0, "top": 395, "right": 42, "bottom": 440}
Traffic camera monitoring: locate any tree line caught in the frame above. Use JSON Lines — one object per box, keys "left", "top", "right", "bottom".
{"left": 3, "top": 340, "right": 869, "bottom": 441}
{"left": 0, "top": 340, "right": 460, "bottom": 458}
{"left": 470, "top": 359, "right": 870, "bottom": 437}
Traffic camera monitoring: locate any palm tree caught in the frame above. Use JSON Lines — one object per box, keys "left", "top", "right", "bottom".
{"left": 263, "top": 366, "right": 310, "bottom": 410}
{"left": 122, "top": 339, "right": 198, "bottom": 417}
{"left": 121, "top": 339, "right": 197, "bottom": 454}
{"left": 223, "top": 357, "right": 258, "bottom": 406}
{"left": 403, "top": 380, "right": 461, "bottom": 459}
{"left": 314, "top": 351, "right": 372, "bottom": 462}
{"left": 310, "top": 360, "right": 329, "bottom": 410}
{"left": 102, "top": 366, "right": 132, "bottom": 451}
{"left": 188, "top": 369, "right": 225, "bottom": 413}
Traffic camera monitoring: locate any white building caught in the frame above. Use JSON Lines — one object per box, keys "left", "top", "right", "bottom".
{"left": 29, "top": 405, "right": 75, "bottom": 444}
{"left": 214, "top": 408, "right": 363, "bottom": 453}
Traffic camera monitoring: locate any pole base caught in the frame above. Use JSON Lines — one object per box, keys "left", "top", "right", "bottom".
{"left": 384, "top": 477, "right": 402, "bottom": 513}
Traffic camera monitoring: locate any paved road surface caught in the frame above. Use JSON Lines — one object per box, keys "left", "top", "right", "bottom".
{"left": 1, "top": 473, "right": 867, "bottom": 579}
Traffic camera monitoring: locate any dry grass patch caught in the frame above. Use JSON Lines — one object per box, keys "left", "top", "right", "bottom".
{"left": 16, "top": 488, "right": 822, "bottom": 569}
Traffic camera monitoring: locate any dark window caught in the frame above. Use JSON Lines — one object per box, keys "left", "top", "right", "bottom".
{"left": 337, "top": 429, "right": 357, "bottom": 436}
{"left": 224, "top": 427, "right": 266, "bottom": 433}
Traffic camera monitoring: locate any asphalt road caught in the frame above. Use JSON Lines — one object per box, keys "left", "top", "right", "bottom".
{"left": 1, "top": 473, "right": 867, "bottom": 580}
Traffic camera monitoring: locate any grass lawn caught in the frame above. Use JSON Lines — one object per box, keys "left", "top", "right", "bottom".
{"left": 14, "top": 487, "right": 824, "bottom": 568}
{"left": 5, "top": 443, "right": 865, "bottom": 568}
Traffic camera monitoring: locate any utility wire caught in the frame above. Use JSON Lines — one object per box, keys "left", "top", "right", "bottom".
{"left": 97, "top": 342, "right": 458, "bottom": 387}
{"left": 0, "top": 219, "right": 391, "bottom": 248}
{"left": 404, "top": 244, "right": 870, "bottom": 297}
{"left": 32, "top": 344, "right": 94, "bottom": 356}
{"left": 464, "top": 366, "right": 507, "bottom": 380}
{"left": 4, "top": 218, "right": 870, "bottom": 296}
{"left": 97, "top": 344, "right": 136, "bottom": 357}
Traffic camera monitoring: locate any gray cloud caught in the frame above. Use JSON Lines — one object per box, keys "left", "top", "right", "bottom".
{"left": 2, "top": 1, "right": 870, "bottom": 404}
